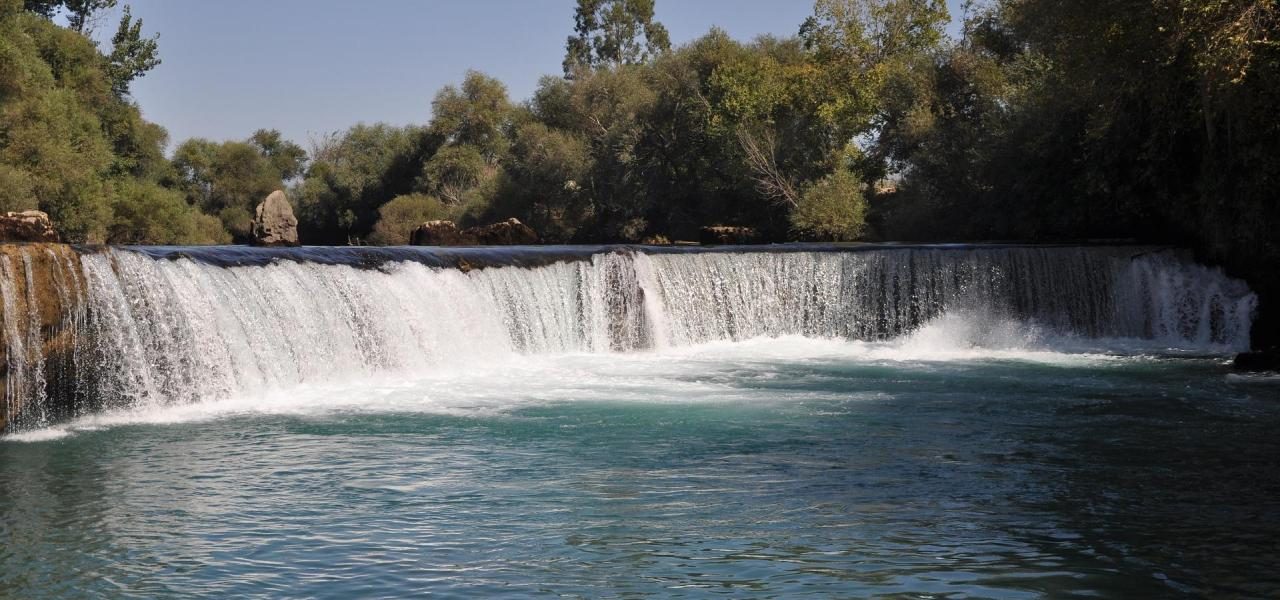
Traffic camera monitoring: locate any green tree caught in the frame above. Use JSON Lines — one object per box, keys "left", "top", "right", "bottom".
{"left": 294, "top": 123, "right": 430, "bottom": 244}
{"left": 490, "top": 121, "right": 591, "bottom": 241}
{"left": 105, "top": 5, "right": 159, "bottom": 97}
{"left": 250, "top": 128, "right": 308, "bottom": 180}
{"left": 422, "top": 145, "right": 487, "bottom": 206}
{"left": 428, "top": 70, "right": 513, "bottom": 163}
{"left": 0, "top": 3, "right": 121, "bottom": 241}
{"left": 65, "top": 0, "right": 115, "bottom": 33}
{"left": 170, "top": 138, "right": 282, "bottom": 240}
{"left": 23, "top": 0, "right": 115, "bottom": 33}
{"left": 563, "top": 0, "right": 671, "bottom": 76}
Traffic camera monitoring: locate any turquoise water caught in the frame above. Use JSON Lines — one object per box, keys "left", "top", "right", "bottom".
{"left": 3, "top": 336, "right": 1279, "bottom": 598}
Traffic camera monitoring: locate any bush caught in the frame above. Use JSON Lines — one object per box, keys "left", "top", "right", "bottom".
{"left": 368, "top": 193, "right": 449, "bottom": 245}
{"left": 790, "top": 170, "right": 867, "bottom": 241}
{"left": 217, "top": 205, "right": 253, "bottom": 241}
{"left": 0, "top": 164, "right": 37, "bottom": 212}
{"left": 107, "top": 180, "right": 230, "bottom": 244}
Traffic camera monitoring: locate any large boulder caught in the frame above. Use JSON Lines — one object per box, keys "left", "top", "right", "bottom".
{"left": 699, "top": 225, "right": 758, "bottom": 245}
{"left": 0, "top": 210, "right": 59, "bottom": 243}
{"left": 250, "top": 190, "right": 299, "bottom": 247}
{"left": 471, "top": 218, "right": 538, "bottom": 245}
{"left": 410, "top": 220, "right": 475, "bottom": 246}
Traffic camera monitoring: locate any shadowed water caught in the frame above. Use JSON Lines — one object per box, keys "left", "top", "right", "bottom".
{"left": 3, "top": 333, "right": 1279, "bottom": 598}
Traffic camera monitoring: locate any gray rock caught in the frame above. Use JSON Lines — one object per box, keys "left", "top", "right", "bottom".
{"left": 250, "top": 190, "right": 299, "bottom": 247}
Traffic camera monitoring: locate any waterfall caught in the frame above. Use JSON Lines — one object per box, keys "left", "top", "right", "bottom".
{"left": 0, "top": 244, "right": 1257, "bottom": 432}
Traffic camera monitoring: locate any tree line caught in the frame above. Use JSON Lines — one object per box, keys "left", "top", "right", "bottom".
{"left": 1, "top": 0, "right": 1277, "bottom": 288}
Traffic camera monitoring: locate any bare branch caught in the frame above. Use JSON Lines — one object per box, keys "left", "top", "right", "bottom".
{"left": 737, "top": 126, "right": 800, "bottom": 208}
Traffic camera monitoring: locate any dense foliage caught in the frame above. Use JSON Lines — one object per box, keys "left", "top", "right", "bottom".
{"left": 865, "top": 0, "right": 1279, "bottom": 346}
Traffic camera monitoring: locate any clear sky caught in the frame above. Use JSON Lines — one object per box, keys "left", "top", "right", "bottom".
{"left": 98, "top": 0, "right": 965, "bottom": 150}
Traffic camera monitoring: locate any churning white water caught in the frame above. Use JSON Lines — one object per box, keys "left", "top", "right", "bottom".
{"left": 0, "top": 245, "right": 1258, "bottom": 432}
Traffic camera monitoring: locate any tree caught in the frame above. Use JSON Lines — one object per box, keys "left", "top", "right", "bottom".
{"left": 106, "top": 6, "right": 159, "bottom": 97}
{"left": 428, "top": 70, "right": 513, "bottom": 163}
{"left": 1, "top": 4, "right": 121, "bottom": 241}
{"left": 799, "top": 0, "right": 950, "bottom": 143}
{"left": 293, "top": 123, "right": 430, "bottom": 244}
{"left": 556, "top": 65, "right": 658, "bottom": 240}
{"left": 169, "top": 138, "right": 282, "bottom": 241}
{"left": 563, "top": 0, "right": 671, "bottom": 76}
{"left": 65, "top": 0, "right": 115, "bottom": 33}
{"left": 490, "top": 121, "right": 591, "bottom": 241}
{"left": 250, "top": 128, "right": 308, "bottom": 180}
{"left": 22, "top": 0, "right": 116, "bottom": 32}
{"left": 22, "top": 0, "right": 62, "bottom": 18}
{"left": 421, "top": 145, "right": 486, "bottom": 205}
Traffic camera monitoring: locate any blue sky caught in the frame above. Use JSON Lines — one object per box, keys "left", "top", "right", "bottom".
{"left": 100, "top": 0, "right": 964, "bottom": 149}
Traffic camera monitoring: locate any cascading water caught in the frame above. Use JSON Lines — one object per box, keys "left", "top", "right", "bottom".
{"left": 0, "top": 244, "right": 1257, "bottom": 433}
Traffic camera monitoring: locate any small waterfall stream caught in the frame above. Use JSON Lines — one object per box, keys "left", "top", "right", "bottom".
{"left": 0, "top": 244, "right": 1257, "bottom": 432}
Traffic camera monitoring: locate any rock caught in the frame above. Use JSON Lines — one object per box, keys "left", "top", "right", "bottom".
{"left": 640, "top": 235, "right": 671, "bottom": 245}
{"left": 471, "top": 218, "right": 538, "bottom": 245}
{"left": 0, "top": 210, "right": 59, "bottom": 243}
{"left": 250, "top": 190, "right": 299, "bottom": 247}
{"left": 699, "top": 226, "right": 758, "bottom": 245}
{"left": 1233, "top": 351, "right": 1280, "bottom": 372}
{"left": 410, "top": 220, "right": 475, "bottom": 246}
{"left": 409, "top": 218, "right": 538, "bottom": 246}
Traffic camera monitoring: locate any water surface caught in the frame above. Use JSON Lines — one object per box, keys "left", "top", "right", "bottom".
{"left": 4, "top": 332, "right": 1278, "bottom": 598}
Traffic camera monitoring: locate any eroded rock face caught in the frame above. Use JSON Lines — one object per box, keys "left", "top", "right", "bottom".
{"left": 251, "top": 190, "right": 299, "bottom": 247}
{"left": 699, "top": 226, "right": 758, "bottom": 245}
{"left": 0, "top": 211, "right": 59, "bottom": 243}
{"left": 0, "top": 244, "right": 83, "bottom": 433}
{"left": 410, "top": 218, "right": 539, "bottom": 246}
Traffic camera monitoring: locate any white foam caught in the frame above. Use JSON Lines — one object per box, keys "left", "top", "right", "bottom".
{"left": 4, "top": 322, "right": 1197, "bottom": 442}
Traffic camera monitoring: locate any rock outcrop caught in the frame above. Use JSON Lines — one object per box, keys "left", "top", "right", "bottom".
{"left": 250, "top": 190, "right": 299, "bottom": 247}
{"left": 410, "top": 220, "right": 473, "bottom": 246}
{"left": 471, "top": 218, "right": 538, "bottom": 245}
{"left": 0, "top": 211, "right": 59, "bottom": 243}
{"left": 410, "top": 218, "right": 539, "bottom": 246}
{"left": 699, "top": 226, "right": 759, "bottom": 245}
